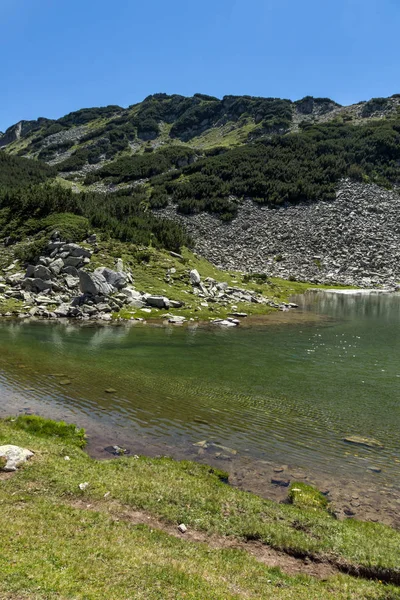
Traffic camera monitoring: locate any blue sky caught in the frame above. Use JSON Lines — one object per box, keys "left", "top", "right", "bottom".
{"left": 1, "top": 0, "right": 399, "bottom": 131}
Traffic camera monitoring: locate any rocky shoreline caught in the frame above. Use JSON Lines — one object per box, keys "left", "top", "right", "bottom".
{"left": 158, "top": 179, "right": 400, "bottom": 289}
{"left": 0, "top": 233, "right": 297, "bottom": 324}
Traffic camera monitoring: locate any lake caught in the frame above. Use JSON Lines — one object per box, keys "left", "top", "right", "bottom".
{"left": 1, "top": 290, "right": 399, "bottom": 523}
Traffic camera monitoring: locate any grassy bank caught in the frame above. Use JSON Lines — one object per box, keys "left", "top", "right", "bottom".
{"left": 0, "top": 415, "right": 399, "bottom": 599}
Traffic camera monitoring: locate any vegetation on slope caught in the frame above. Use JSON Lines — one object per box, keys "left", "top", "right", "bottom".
{"left": 0, "top": 415, "right": 399, "bottom": 598}
{"left": 0, "top": 181, "right": 190, "bottom": 251}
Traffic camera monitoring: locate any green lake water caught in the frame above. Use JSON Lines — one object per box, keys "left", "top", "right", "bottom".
{"left": 0, "top": 290, "right": 399, "bottom": 488}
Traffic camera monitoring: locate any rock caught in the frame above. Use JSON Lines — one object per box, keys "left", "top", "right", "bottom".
{"left": 212, "top": 319, "right": 238, "bottom": 327}
{"left": 78, "top": 270, "right": 113, "bottom": 296}
{"left": 178, "top": 523, "right": 187, "bottom": 534}
{"left": 146, "top": 295, "right": 169, "bottom": 309}
{"left": 49, "top": 258, "right": 64, "bottom": 276}
{"left": 65, "top": 275, "right": 79, "bottom": 289}
{"left": 116, "top": 258, "right": 123, "bottom": 273}
{"left": 228, "top": 312, "right": 248, "bottom": 318}
{"left": 64, "top": 256, "right": 84, "bottom": 268}
{"left": 79, "top": 482, "right": 89, "bottom": 491}
{"left": 0, "top": 445, "right": 34, "bottom": 471}
{"left": 54, "top": 304, "right": 70, "bottom": 317}
{"left": 190, "top": 269, "right": 201, "bottom": 285}
{"left": 170, "top": 251, "right": 184, "bottom": 259}
{"left": 95, "top": 267, "right": 127, "bottom": 290}
{"left": 21, "top": 278, "right": 52, "bottom": 293}
{"left": 168, "top": 315, "right": 186, "bottom": 324}
{"left": 271, "top": 478, "right": 290, "bottom": 487}
{"left": 169, "top": 300, "right": 184, "bottom": 308}
{"left": 87, "top": 234, "right": 97, "bottom": 244}
{"left": 343, "top": 436, "right": 384, "bottom": 449}
{"left": 63, "top": 266, "right": 79, "bottom": 277}
{"left": 62, "top": 243, "right": 92, "bottom": 259}
{"left": 105, "top": 388, "right": 117, "bottom": 394}
{"left": 367, "top": 466, "right": 382, "bottom": 473}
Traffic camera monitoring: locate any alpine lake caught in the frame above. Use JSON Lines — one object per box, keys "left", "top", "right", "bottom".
{"left": 1, "top": 289, "right": 399, "bottom": 526}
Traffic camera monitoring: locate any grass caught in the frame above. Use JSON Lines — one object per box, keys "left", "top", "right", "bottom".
{"left": 88, "top": 238, "right": 337, "bottom": 322}
{"left": 1, "top": 416, "right": 400, "bottom": 600}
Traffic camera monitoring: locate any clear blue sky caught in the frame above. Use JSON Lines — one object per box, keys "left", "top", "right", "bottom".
{"left": 1, "top": 0, "right": 399, "bottom": 131}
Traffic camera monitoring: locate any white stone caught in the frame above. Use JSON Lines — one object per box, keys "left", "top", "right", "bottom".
{"left": 0, "top": 445, "right": 34, "bottom": 472}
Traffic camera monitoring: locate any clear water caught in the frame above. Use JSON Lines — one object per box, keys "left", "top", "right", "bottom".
{"left": 0, "top": 290, "right": 399, "bottom": 486}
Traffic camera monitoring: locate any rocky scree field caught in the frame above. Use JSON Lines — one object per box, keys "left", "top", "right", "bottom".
{"left": 1, "top": 92, "right": 400, "bottom": 289}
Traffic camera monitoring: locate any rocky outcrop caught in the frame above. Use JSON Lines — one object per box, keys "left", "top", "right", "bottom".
{"left": 0, "top": 234, "right": 189, "bottom": 321}
{"left": 158, "top": 180, "right": 400, "bottom": 288}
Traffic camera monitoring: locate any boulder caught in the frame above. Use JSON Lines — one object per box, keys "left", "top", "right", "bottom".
{"left": 34, "top": 265, "right": 52, "bottom": 280}
{"left": 63, "top": 266, "right": 79, "bottom": 277}
{"left": 64, "top": 256, "right": 84, "bottom": 268}
{"left": 49, "top": 258, "right": 64, "bottom": 276}
{"left": 95, "top": 267, "right": 127, "bottom": 290}
{"left": 121, "top": 287, "right": 145, "bottom": 307}
{"left": 54, "top": 304, "right": 70, "bottom": 317}
{"left": 190, "top": 269, "right": 201, "bottom": 285}
{"left": 61, "top": 244, "right": 91, "bottom": 259}
{"left": 0, "top": 445, "right": 34, "bottom": 472}
{"left": 21, "top": 278, "right": 52, "bottom": 293}
{"left": 146, "top": 295, "right": 170, "bottom": 309}
{"left": 65, "top": 275, "right": 79, "bottom": 289}
{"left": 169, "top": 300, "right": 184, "bottom": 308}
{"left": 78, "top": 270, "right": 113, "bottom": 296}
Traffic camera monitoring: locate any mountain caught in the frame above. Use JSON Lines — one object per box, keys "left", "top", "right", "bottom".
{"left": 1, "top": 92, "right": 400, "bottom": 287}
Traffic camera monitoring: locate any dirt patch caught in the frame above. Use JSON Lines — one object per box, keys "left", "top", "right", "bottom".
{"left": 67, "top": 498, "right": 338, "bottom": 580}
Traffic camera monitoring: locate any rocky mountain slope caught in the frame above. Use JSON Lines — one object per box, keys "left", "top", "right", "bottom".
{"left": 160, "top": 179, "right": 400, "bottom": 287}
{"left": 1, "top": 92, "right": 400, "bottom": 288}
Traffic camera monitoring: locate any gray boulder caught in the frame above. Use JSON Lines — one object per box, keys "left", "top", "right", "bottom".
{"left": 63, "top": 266, "right": 79, "bottom": 277}
{"left": 26, "top": 265, "right": 35, "bottom": 278}
{"left": 78, "top": 270, "right": 113, "bottom": 296}
{"left": 64, "top": 256, "right": 84, "bottom": 268}
{"left": 21, "top": 278, "right": 52, "bottom": 293}
{"left": 95, "top": 267, "right": 127, "bottom": 290}
{"left": 190, "top": 269, "right": 201, "bottom": 285}
{"left": 62, "top": 243, "right": 91, "bottom": 259}
{"left": 65, "top": 275, "right": 79, "bottom": 289}
{"left": 34, "top": 265, "right": 52, "bottom": 280}
{"left": 49, "top": 258, "right": 64, "bottom": 276}
{"left": 146, "top": 295, "right": 170, "bottom": 309}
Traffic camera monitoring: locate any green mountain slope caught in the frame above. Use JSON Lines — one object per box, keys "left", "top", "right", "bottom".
{"left": 1, "top": 92, "right": 400, "bottom": 224}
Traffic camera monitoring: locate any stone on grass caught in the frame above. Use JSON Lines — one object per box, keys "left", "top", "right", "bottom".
{"left": 0, "top": 445, "right": 34, "bottom": 472}
{"left": 190, "top": 269, "right": 201, "bottom": 285}
{"left": 178, "top": 523, "right": 187, "bottom": 534}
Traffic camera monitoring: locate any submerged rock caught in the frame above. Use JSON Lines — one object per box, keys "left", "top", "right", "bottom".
{"left": 343, "top": 435, "right": 384, "bottom": 449}
{"left": 0, "top": 445, "right": 34, "bottom": 472}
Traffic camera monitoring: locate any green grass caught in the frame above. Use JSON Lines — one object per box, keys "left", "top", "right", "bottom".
{"left": 2, "top": 417, "right": 400, "bottom": 581}
{"left": 288, "top": 482, "right": 330, "bottom": 512}
{"left": 0, "top": 416, "right": 399, "bottom": 598}
{"left": 89, "top": 239, "right": 338, "bottom": 322}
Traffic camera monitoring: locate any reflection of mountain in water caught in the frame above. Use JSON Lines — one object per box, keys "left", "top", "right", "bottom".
{"left": 294, "top": 291, "right": 400, "bottom": 322}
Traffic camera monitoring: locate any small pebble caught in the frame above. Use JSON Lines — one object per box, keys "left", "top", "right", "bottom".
{"left": 178, "top": 523, "right": 187, "bottom": 534}
{"left": 79, "top": 482, "right": 89, "bottom": 491}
